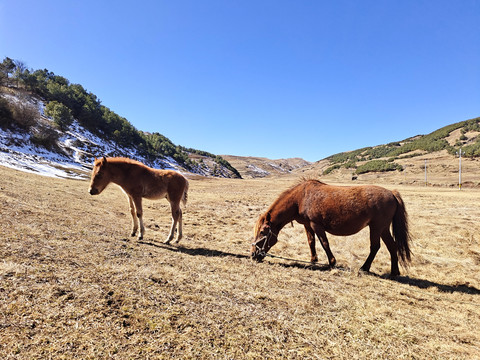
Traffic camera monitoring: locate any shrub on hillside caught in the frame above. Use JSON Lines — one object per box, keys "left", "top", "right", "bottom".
{"left": 355, "top": 160, "right": 402, "bottom": 175}
{"left": 9, "top": 98, "right": 38, "bottom": 130}
{"left": 31, "top": 124, "right": 60, "bottom": 151}
{"left": 0, "top": 96, "right": 13, "bottom": 129}
{"left": 323, "top": 164, "right": 341, "bottom": 175}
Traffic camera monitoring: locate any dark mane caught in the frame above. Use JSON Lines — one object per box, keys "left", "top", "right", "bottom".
{"left": 263, "top": 178, "right": 327, "bottom": 217}
{"left": 278, "top": 178, "right": 326, "bottom": 197}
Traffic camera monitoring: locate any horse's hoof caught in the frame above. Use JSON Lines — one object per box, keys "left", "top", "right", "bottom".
{"left": 138, "top": 236, "right": 143, "bottom": 241}
{"left": 164, "top": 239, "right": 171, "bottom": 245}
{"left": 358, "top": 268, "right": 374, "bottom": 277}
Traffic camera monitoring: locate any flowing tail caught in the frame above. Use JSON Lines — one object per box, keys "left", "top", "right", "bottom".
{"left": 392, "top": 190, "right": 412, "bottom": 266}
{"left": 182, "top": 179, "right": 189, "bottom": 206}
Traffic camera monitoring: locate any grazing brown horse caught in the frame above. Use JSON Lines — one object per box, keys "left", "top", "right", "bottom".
{"left": 252, "top": 179, "right": 411, "bottom": 276}
{"left": 88, "top": 157, "right": 189, "bottom": 244}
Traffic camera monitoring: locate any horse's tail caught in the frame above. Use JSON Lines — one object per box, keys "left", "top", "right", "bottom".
{"left": 182, "top": 179, "right": 189, "bottom": 206}
{"left": 392, "top": 190, "right": 412, "bottom": 266}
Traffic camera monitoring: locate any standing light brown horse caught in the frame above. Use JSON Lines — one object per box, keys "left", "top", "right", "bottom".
{"left": 252, "top": 179, "right": 412, "bottom": 276}
{"left": 88, "top": 157, "right": 189, "bottom": 244}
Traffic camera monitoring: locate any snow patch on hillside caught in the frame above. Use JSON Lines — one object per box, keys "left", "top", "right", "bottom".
{"left": 0, "top": 111, "right": 180, "bottom": 179}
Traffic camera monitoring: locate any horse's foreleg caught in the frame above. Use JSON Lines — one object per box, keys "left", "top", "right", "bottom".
{"left": 304, "top": 225, "right": 318, "bottom": 262}
{"left": 360, "top": 227, "right": 381, "bottom": 273}
{"left": 132, "top": 196, "right": 145, "bottom": 240}
{"left": 312, "top": 224, "right": 336, "bottom": 267}
{"left": 381, "top": 228, "right": 400, "bottom": 277}
{"left": 127, "top": 195, "right": 139, "bottom": 237}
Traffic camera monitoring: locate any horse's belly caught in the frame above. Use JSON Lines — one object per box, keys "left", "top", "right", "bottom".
{"left": 144, "top": 191, "right": 167, "bottom": 200}
{"left": 324, "top": 218, "right": 370, "bottom": 236}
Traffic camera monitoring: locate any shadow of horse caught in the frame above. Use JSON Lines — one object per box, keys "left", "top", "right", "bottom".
{"left": 138, "top": 241, "right": 250, "bottom": 260}
{"left": 136, "top": 240, "right": 480, "bottom": 297}
{"left": 392, "top": 275, "right": 480, "bottom": 295}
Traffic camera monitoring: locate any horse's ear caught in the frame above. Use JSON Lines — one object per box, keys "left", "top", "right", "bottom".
{"left": 101, "top": 156, "right": 107, "bottom": 166}
{"left": 266, "top": 212, "right": 271, "bottom": 224}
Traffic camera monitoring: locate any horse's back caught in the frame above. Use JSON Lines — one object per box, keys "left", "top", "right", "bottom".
{"left": 305, "top": 181, "right": 395, "bottom": 207}
{"left": 144, "top": 168, "right": 188, "bottom": 201}
{"left": 301, "top": 181, "right": 397, "bottom": 234}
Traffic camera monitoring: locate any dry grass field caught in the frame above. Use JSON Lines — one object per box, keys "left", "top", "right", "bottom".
{"left": 1, "top": 165, "right": 480, "bottom": 359}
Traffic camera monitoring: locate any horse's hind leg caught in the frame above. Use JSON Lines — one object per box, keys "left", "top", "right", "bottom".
{"left": 165, "top": 201, "right": 182, "bottom": 244}
{"left": 360, "top": 226, "right": 381, "bottom": 273}
{"left": 304, "top": 225, "right": 318, "bottom": 262}
{"left": 127, "top": 195, "right": 139, "bottom": 237}
{"left": 175, "top": 208, "right": 183, "bottom": 243}
{"left": 132, "top": 196, "right": 145, "bottom": 240}
{"left": 381, "top": 228, "right": 400, "bottom": 277}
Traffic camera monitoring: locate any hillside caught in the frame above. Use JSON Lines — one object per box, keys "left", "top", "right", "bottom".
{"left": 0, "top": 56, "right": 241, "bottom": 179}
{"left": 0, "top": 87, "right": 242, "bottom": 179}
{"left": 221, "top": 155, "right": 311, "bottom": 178}
{"left": 304, "top": 117, "right": 480, "bottom": 187}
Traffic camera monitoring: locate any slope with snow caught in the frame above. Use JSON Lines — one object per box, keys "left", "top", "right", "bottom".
{"left": 0, "top": 91, "right": 236, "bottom": 179}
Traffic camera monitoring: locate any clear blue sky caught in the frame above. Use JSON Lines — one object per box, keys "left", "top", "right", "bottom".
{"left": 1, "top": 1, "right": 479, "bottom": 162}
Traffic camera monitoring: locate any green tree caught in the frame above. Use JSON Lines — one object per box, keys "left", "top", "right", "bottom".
{"left": 45, "top": 101, "right": 73, "bottom": 130}
{"left": 0, "top": 57, "right": 15, "bottom": 86}
{"left": 13, "top": 60, "right": 27, "bottom": 87}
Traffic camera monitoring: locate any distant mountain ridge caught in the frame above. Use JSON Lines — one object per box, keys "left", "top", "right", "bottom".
{"left": 221, "top": 155, "right": 311, "bottom": 178}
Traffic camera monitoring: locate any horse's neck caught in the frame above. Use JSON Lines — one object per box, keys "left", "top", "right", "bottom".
{"left": 270, "top": 195, "right": 298, "bottom": 230}
{"left": 108, "top": 162, "right": 130, "bottom": 187}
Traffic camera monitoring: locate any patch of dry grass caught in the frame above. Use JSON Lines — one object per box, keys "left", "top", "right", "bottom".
{"left": 1, "top": 166, "right": 479, "bottom": 359}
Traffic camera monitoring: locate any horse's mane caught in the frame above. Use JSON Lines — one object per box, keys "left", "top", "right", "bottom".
{"left": 106, "top": 157, "right": 150, "bottom": 169}
{"left": 267, "top": 178, "right": 326, "bottom": 211}
{"left": 278, "top": 178, "right": 326, "bottom": 197}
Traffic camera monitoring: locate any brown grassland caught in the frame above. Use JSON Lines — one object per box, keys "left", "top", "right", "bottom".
{"left": 1, "top": 165, "right": 479, "bottom": 359}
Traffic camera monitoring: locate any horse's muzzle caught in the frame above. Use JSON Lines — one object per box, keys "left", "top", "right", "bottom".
{"left": 89, "top": 187, "right": 99, "bottom": 195}
{"left": 251, "top": 246, "right": 266, "bottom": 262}
{"left": 251, "top": 253, "right": 265, "bottom": 262}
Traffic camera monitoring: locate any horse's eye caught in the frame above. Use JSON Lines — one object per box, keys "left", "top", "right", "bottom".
{"left": 96, "top": 173, "right": 103, "bottom": 180}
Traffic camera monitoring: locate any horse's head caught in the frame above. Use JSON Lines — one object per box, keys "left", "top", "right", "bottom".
{"left": 88, "top": 157, "right": 110, "bottom": 195}
{"left": 251, "top": 212, "right": 278, "bottom": 261}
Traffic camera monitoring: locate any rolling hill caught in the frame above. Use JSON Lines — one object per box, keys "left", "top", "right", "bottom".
{"left": 302, "top": 117, "right": 480, "bottom": 187}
